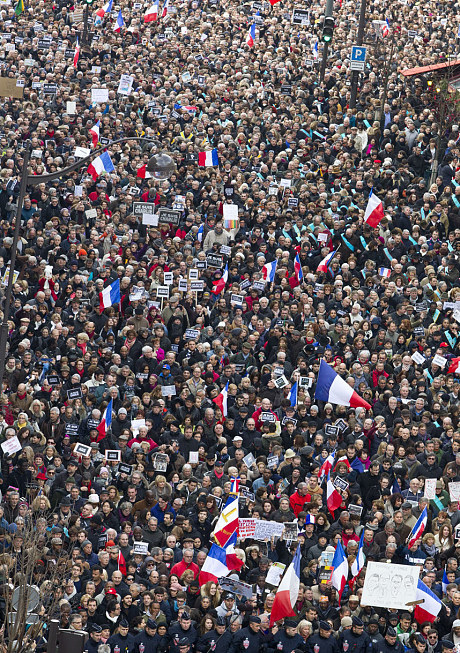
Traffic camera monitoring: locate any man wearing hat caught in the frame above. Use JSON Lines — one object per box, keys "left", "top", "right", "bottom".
{"left": 133, "top": 619, "right": 160, "bottom": 653}
{"left": 338, "top": 616, "right": 371, "bottom": 653}
{"left": 86, "top": 624, "right": 103, "bottom": 653}
{"left": 229, "top": 616, "right": 266, "bottom": 653}
{"left": 307, "top": 621, "right": 338, "bottom": 653}
{"left": 268, "top": 619, "right": 304, "bottom": 653}
{"left": 197, "top": 616, "right": 232, "bottom": 652}
{"left": 107, "top": 617, "right": 135, "bottom": 652}
{"left": 379, "top": 627, "right": 404, "bottom": 653}
{"left": 167, "top": 611, "right": 198, "bottom": 653}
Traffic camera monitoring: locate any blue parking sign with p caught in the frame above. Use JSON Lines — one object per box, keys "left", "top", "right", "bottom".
{"left": 351, "top": 46, "right": 367, "bottom": 62}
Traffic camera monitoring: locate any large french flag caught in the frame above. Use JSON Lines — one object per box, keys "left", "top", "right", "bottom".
{"left": 137, "top": 164, "right": 152, "bottom": 179}
{"left": 414, "top": 580, "right": 442, "bottom": 623}
{"left": 161, "top": 0, "right": 169, "bottom": 17}
{"left": 364, "top": 190, "right": 384, "bottom": 228}
{"left": 319, "top": 451, "right": 335, "bottom": 483}
{"left": 212, "top": 264, "right": 228, "bottom": 295}
{"left": 97, "top": 398, "right": 113, "bottom": 440}
{"left": 407, "top": 506, "right": 428, "bottom": 548}
{"left": 315, "top": 360, "right": 371, "bottom": 410}
{"left": 99, "top": 278, "right": 120, "bottom": 310}
{"left": 213, "top": 381, "right": 228, "bottom": 417}
{"left": 89, "top": 121, "right": 100, "bottom": 149}
{"left": 262, "top": 259, "right": 277, "bottom": 282}
{"left": 95, "top": 0, "right": 112, "bottom": 25}
{"left": 351, "top": 530, "right": 365, "bottom": 578}
{"left": 113, "top": 9, "right": 124, "bottom": 31}
{"left": 327, "top": 472, "right": 342, "bottom": 515}
{"left": 144, "top": 0, "right": 159, "bottom": 21}
{"left": 87, "top": 151, "right": 115, "bottom": 180}
{"left": 331, "top": 541, "right": 348, "bottom": 604}
{"left": 199, "top": 543, "right": 230, "bottom": 586}
{"left": 294, "top": 254, "right": 303, "bottom": 284}
{"left": 246, "top": 23, "right": 256, "bottom": 47}
{"left": 269, "top": 546, "right": 301, "bottom": 626}
{"left": 224, "top": 532, "right": 243, "bottom": 572}
{"left": 198, "top": 149, "right": 219, "bottom": 167}
{"left": 212, "top": 496, "right": 238, "bottom": 547}
{"left": 317, "top": 249, "right": 336, "bottom": 274}
{"left": 448, "top": 357, "right": 460, "bottom": 374}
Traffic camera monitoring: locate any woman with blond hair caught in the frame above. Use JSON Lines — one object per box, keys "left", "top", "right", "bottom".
{"left": 200, "top": 581, "right": 221, "bottom": 609}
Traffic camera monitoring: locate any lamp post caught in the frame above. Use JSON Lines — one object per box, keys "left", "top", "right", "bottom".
{"left": 0, "top": 137, "right": 175, "bottom": 391}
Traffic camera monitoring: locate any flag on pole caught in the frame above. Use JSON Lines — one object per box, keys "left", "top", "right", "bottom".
{"left": 99, "top": 278, "right": 121, "bottom": 310}
{"left": 330, "top": 541, "right": 348, "bottom": 603}
{"left": 288, "top": 382, "right": 297, "bottom": 407}
{"left": 212, "top": 264, "right": 228, "bottom": 295}
{"left": 382, "top": 18, "right": 390, "bottom": 37}
{"left": 351, "top": 530, "right": 365, "bottom": 578}
{"left": 448, "top": 357, "right": 460, "bottom": 374}
{"left": 14, "top": 0, "right": 24, "bottom": 16}
{"left": 198, "top": 149, "right": 219, "bottom": 167}
{"left": 268, "top": 0, "right": 281, "bottom": 5}
{"left": 262, "top": 259, "right": 277, "bottom": 282}
{"left": 223, "top": 532, "right": 244, "bottom": 572}
{"left": 197, "top": 225, "right": 204, "bottom": 242}
{"left": 144, "top": 0, "right": 159, "bottom": 21}
{"left": 230, "top": 477, "right": 240, "bottom": 495}
{"left": 407, "top": 506, "right": 428, "bottom": 548}
{"left": 73, "top": 38, "right": 80, "bottom": 68}
{"left": 212, "top": 496, "right": 239, "bottom": 547}
{"left": 97, "top": 398, "right": 113, "bottom": 440}
{"left": 364, "top": 190, "right": 384, "bottom": 227}
{"left": 294, "top": 254, "right": 304, "bottom": 284}
{"left": 315, "top": 360, "right": 371, "bottom": 410}
{"left": 246, "top": 23, "right": 256, "bottom": 47}
{"left": 136, "top": 164, "right": 152, "bottom": 179}
{"left": 213, "top": 381, "right": 228, "bottom": 417}
{"left": 198, "top": 543, "right": 231, "bottom": 585}
{"left": 312, "top": 41, "right": 319, "bottom": 59}
{"left": 95, "top": 0, "right": 112, "bottom": 24}
{"left": 161, "top": 0, "right": 169, "bottom": 18}
{"left": 327, "top": 472, "right": 343, "bottom": 515}
{"left": 113, "top": 9, "right": 124, "bottom": 31}
{"left": 118, "top": 550, "right": 127, "bottom": 575}
{"left": 87, "top": 151, "right": 115, "bottom": 180}
{"left": 442, "top": 567, "right": 449, "bottom": 594}
{"left": 319, "top": 451, "right": 335, "bottom": 484}
{"left": 269, "top": 546, "right": 301, "bottom": 626}
{"left": 89, "top": 121, "right": 100, "bottom": 149}
{"left": 317, "top": 249, "right": 336, "bottom": 273}
{"left": 414, "top": 580, "right": 442, "bottom": 623}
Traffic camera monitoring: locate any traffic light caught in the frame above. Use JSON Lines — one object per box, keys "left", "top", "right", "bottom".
{"left": 322, "top": 16, "right": 334, "bottom": 42}
{"left": 85, "top": 0, "right": 94, "bottom": 6}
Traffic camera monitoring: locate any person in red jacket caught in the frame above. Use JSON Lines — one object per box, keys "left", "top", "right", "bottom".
{"left": 170, "top": 548, "right": 199, "bottom": 579}
{"left": 289, "top": 482, "right": 312, "bottom": 517}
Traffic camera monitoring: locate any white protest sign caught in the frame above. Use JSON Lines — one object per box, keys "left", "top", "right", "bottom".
{"left": 142, "top": 214, "right": 159, "bottom": 226}
{"left": 1, "top": 436, "right": 21, "bottom": 456}
{"left": 164, "top": 272, "right": 173, "bottom": 285}
{"left": 449, "top": 482, "right": 460, "bottom": 501}
{"left": 453, "top": 309, "right": 460, "bottom": 324}
{"left": 433, "top": 354, "right": 447, "bottom": 368}
{"left": 91, "top": 88, "right": 109, "bottom": 103}
{"left": 243, "top": 452, "right": 255, "bottom": 468}
{"left": 117, "top": 74, "right": 134, "bottom": 95}
{"left": 161, "top": 385, "right": 176, "bottom": 397}
{"left": 189, "top": 451, "right": 199, "bottom": 464}
{"left": 74, "top": 185, "right": 83, "bottom": 197}
{"left": 361, "top": 561, "right": 419, "bottom": 609}
{"left": 411, "top": 351, "right": 425, "bottom": 365}
{"left": 133, "top": 542, "right": 149, "bottom": 555}
{"left": 66, "top": 101, "right": 76, "bottom": 114}
{"left": 75, "top": 146, "right": 90, "bottom": 158}
{"left": 238, "top": 518, "right": 256, "bottom": 538}
{"left": 266, "top": 562, "right": 286, "bottom": 586}
{"left": 223, "top": 203, "right": 239, "bottom": 224}
{"left": 424, "top": 478, "right": 436, "bottom": 500}
{"left": 280, "top": 178, "right": 292, "bottom": 188}
{"left": 254, "top": 520, "right": 285, "bottom": 540}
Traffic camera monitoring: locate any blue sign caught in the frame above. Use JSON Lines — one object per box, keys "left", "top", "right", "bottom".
{"left": 351, "top": 45, "right": 367, "bottom": 62}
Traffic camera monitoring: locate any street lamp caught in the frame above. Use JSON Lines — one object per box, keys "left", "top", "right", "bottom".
{"left": 0, "top": 137, "right": 175, "bottom": 391}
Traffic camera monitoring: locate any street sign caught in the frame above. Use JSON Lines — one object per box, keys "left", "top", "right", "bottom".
{"left": 350, "top": 45, "right": 366, "bottom": 71}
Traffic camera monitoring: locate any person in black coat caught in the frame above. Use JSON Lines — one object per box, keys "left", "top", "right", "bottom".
{"left": 107, "top": 618, "right": 136, "bottom": 653}
{"left": 167, "top": 612, "right": 198, "bottom": 653}
{"left": 133, "top": 619, "right": 162, "bottom": 653}
{"left": 197, "top": 616, "right": 233, "bottom": 653}
{"left": 307, "top": 622, "right": 339, "bottom": 653}
{"left": 86, "top": 624, "right": 104, "bottom": 653}
{"left": 337, "top": 617, "right": 372, "bottom": 653}
{"left": 229, "top": 616, "right": 267, "bottom": 653}
{"left": 268, "top": 620, "right": 307, "bottom": 653}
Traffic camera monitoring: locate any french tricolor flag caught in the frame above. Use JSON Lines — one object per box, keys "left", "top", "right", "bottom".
{"left": 198, "top": 149, "right": 219, "bottom": 167}
{"left": 87, "top": 151, "right": 115, "bottom": 180}
{"left": 269, "top": 546, "right": 301, "bottom": 626}
{"left": 113, "top": 9, "right": 124, "bottom": 31}
{"left": 364, "top": 190, "right": 384, "bottom": 228}
{"left": 407, "top": 506, "right": 428, "bottom": 548}
{"left": 224, "top": 532, "right": 243, "bottom": 572}
{"left": 294, "top": 253, "right": 303, "bottom": 284}
{"left": 213, "top": 381, "right": 228, "bottom": 417}
{"left": 212, "top": 264, "right": 228, "bottom": 295}
{"left": 382, "top": 18, "right": 390, "bottom": 37}
{"left": 317, "top": 249, "right": 336, "bottom": 274}
{"left": 89, "top": 121, "right": 100, "bottom": 149}
{"left": 315, "top": 360, "right": 371, "bottom": 410}
{"left": 136, "top": 164, "right": 152, "bottom": 179}
{"left": 379, "top": 267, "right": 391, "bottom": 278}
{"left": 97, "top": 398, "right": 113, "bottom": 441}
{"left": 144, "top": 0, "right": 159, "bottom": 22}
{"left": 262, "top": 259, "right": 277, "bottom": 282}
{"left": 330, "top": 541, "right": 348, "bottom": 604}
{"left": 199, "top": 543, "right": 230, "bottom": 586}
{"left": 327, "top": 471, "right": 343, "bottom": 516}
{"left": 73, "top": 38, "right": 80, "bottom": 68}
{"left": 414, "top": 580, "right": 442, "bottom": 623}
{"left": 99, "top": 278, "right": 120, "bottom": 311}
{"left": 246, "top": 23, "right": 256, "bottom": 47}
{"left": 94, "top": 0, "right": 112, "bottom": 25}
{"left": 161, "top": 0, "right": 169, "bottom": 18}
{"left": 351, "top": 530, "right": 365, "bottom": 578}
{"left": 318, "top": 451, "right": 335, "bottom": 483}
{"left": 230, "top": 477, "right": 240, "bottom": 494}
{"left": 288, "top": 381, "right": 297, "bottom": 407}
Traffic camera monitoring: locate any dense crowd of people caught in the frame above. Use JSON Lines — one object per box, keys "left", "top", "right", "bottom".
{"left": 0, "top": 0, "right": 458, "bottom": 650}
